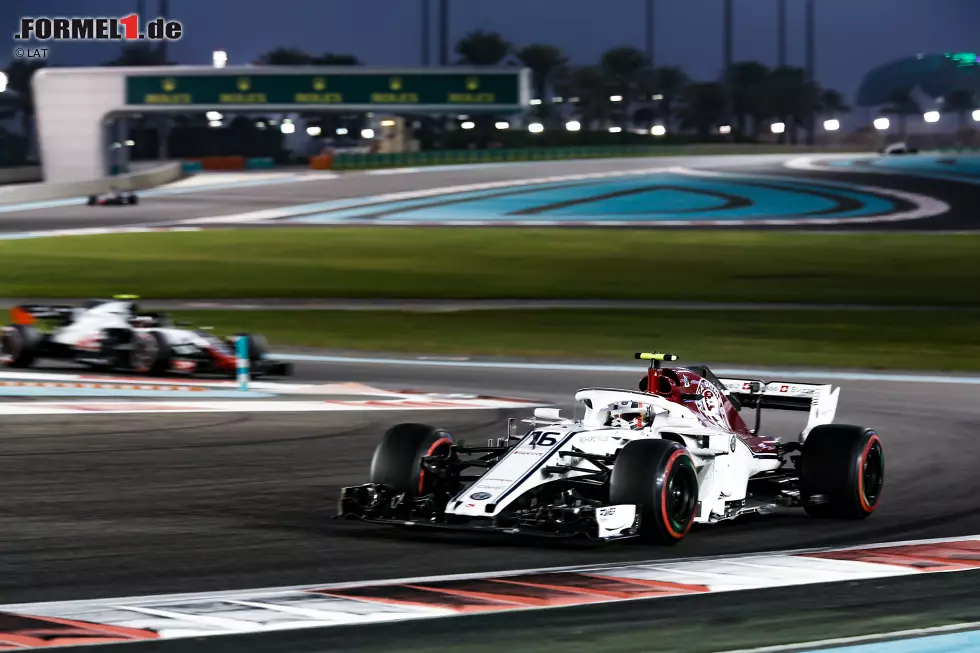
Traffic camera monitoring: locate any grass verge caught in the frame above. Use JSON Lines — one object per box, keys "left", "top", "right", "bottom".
{"left": 176, "top": 309, "right": 980, "bottom": 371}
{"left": 2, "top": 229, "right": 979, "bottom": 305}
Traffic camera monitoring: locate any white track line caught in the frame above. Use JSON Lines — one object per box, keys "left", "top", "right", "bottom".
{"left": 720, "top": 622, "right": 980, "bottom": 653}
{"left": 784, "top": 155, "right": 878, "bottom": 171}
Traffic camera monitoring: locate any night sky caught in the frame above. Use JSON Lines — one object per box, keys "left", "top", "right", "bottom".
{"left": 4, "top": 0, "right": 980, "bottom": 102}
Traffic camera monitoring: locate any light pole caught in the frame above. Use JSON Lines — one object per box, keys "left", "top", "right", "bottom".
{"left": 645, "top": 0, "right": 655, "bottom": 69}
{"left": 157, "top": 0, "right": 169, "bottom": 62}
{"left": 805, "top": 0, "right": 816, "bottom": 144}
{"left": 723, "top": 0, "right": 734, "bottom": 140}
{"left": 777, "top": 0, "right": 786, "bottom": 67}
{"left": 438, "top": 0, "right": 449, "bottom": 66}
{"left": 421, "top": 0, "right": 430, "bottom": 66}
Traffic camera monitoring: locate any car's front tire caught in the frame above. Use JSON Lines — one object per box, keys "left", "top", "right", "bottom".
{"left": 369, "top": 423, "right": 455, "bottom": 497}
{"left": 610, "top": 439, "right": 699, "bottom": 545}
{"left": 801, "top": 424, "right": 883, "bottom": 519}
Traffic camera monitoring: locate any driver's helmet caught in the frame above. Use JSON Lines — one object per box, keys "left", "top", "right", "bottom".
{"left": 605, "top": 400, "right": 651, "bottom": 430}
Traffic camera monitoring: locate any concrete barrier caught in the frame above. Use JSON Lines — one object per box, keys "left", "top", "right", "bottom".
{"left": 309, "top": 154, "right": 333, "bottom": 170}
{"left": 197, "top": 156, "right": 246, "bottom": 170}
{"left": 0, "top": 162, "right": 183, "bottom": 205}
{"left": 0, "top": 166, "right": 43, "bottom": 185}
{"left": 331, "top": 144, "right": 871, "bottom": 170}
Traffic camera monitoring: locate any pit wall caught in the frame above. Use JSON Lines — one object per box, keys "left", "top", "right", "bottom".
{"left": 0, "top": 162, "right": 182, "bottom": 205}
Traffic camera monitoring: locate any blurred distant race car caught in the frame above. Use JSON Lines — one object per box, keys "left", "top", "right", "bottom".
{"left": 87, "top": 189, "right": 138, "bottom": 206}
{"left": 881, "top": 142, "right": 918, "bottom": 155}
{"left": 0, "top": 296, "right": 292, "bottom": 377}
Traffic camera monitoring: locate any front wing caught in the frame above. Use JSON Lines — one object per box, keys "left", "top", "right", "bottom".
{"left": 338, "top": 483, "right": 641, "bottom": 541}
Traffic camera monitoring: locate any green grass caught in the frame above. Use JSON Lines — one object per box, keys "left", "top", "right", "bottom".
{"left": 177, "top": 309, "right": 980, "bottom": 371}
{"left": 2, "top": 229, "right": 979, "bottom": 305}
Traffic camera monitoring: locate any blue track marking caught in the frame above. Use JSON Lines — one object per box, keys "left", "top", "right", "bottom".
{"left": 287, "top": 178, "right": 630, "bottom": 223}
{"left": 288, "top": 172, "right": 899, "bottom": 224}
{"left": 808, "top": 629, "right": 980, "bottom": 653}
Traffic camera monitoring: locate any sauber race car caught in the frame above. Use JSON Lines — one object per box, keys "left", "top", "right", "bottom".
{"left": 0, "top": 297, "right": 293, "bottom": 377}
{"left": 338, "top": 352, "right": 883, "bottom": 544}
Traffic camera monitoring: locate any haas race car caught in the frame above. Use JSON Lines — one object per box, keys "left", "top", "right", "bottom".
{"left": 339, "top": 352, "right": 883, "bottom": 544}
{"left": 0, "top": 297, "right": 292, "bottom": 377}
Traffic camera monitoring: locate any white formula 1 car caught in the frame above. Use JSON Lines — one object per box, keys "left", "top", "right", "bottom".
{"left": 0, "top": 297, "right": 292, "bottom": 377}
{"left": 339, "top": 352, "right": 883, "bottom": 544}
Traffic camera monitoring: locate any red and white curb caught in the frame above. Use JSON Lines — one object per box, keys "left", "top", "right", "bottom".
{"left": 1, "top": 535, "right": 979, "bottom": 649}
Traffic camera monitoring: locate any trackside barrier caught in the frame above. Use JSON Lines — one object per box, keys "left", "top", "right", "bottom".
{"left": 309, "top": 154, "right": 333, "bottom": 170}
{"left": 0, "top": 161, "right": 182, "bottom": 206}
{"left": 330, "top": 144, "right": 865, "bottom": 171}
{"left": 196, "top": 156, "right": 246, "bottom": 171}
{"left": 245, "top": 157, "right": 275, "bottom": 169}
{"left": 0, "top": 166, "right": 42, "bottom": 185}
{"left": 236, "top": 336, "right": 249, "bottom": 392}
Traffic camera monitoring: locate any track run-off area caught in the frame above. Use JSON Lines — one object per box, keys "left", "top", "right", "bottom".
{"left": 0, "top": 152, "right": 977, "bottom": 235}
{"left": 1, "top": 153, "right": 980, "bottom": 653}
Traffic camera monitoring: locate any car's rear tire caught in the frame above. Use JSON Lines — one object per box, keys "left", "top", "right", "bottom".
{"left": 0, "top": 324, "right": 41, "bottom": 368}
{"left": 369, "top": 423, "right": 455, "bottom": 497}
{"left": 130, "top": 330, "right": 172, "bottom": 375}
{"left": 801, "top": 424, "right": 883, "bottom": 519}
{"left": 609, "top": 439, "right": 699, "bottom": 545}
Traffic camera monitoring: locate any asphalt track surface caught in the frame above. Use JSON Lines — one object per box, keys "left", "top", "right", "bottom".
{"left": 4, "top": 358, "right": 980, "bottom": 609}
{"left": 2, "top": 153, "right": 977, "bottom": 232}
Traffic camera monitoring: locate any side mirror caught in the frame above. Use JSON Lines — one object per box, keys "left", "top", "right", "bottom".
{"left": 533, "top": 407, "right": 561, "bottom": 420}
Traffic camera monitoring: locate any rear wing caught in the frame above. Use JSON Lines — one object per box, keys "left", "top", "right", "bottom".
{"left": 720, "top": 378, "right": 840, "bottom": 439}
{"left": 11, "top": 304, "right": 76, "bottom": 326}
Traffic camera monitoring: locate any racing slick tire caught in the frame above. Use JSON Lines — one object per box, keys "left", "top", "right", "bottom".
{"left": 130, "top": 330, "right": 172, "bottom": 375}
{"left": 231, "top": 333, "right": 292, "bottom": 377}
{"left": 233, "top": 333, "right": 270, "bottom": 362}
{"left": 0, "top": 323, "right": 41, "bottom": 368}
{"left": 609, "top": 439, "right": 699, "bottom": 545}
{"left": 127, "top": 194, "right": 139, "bottom": 205}
{"left": 87, "top": 195, "right": 97, "bottom": 206}
{"left": 369, "top": 423, "right": 455, "bottom": 497}
{"left": 801, "top": 424, "right": 883, "bottom": 519}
